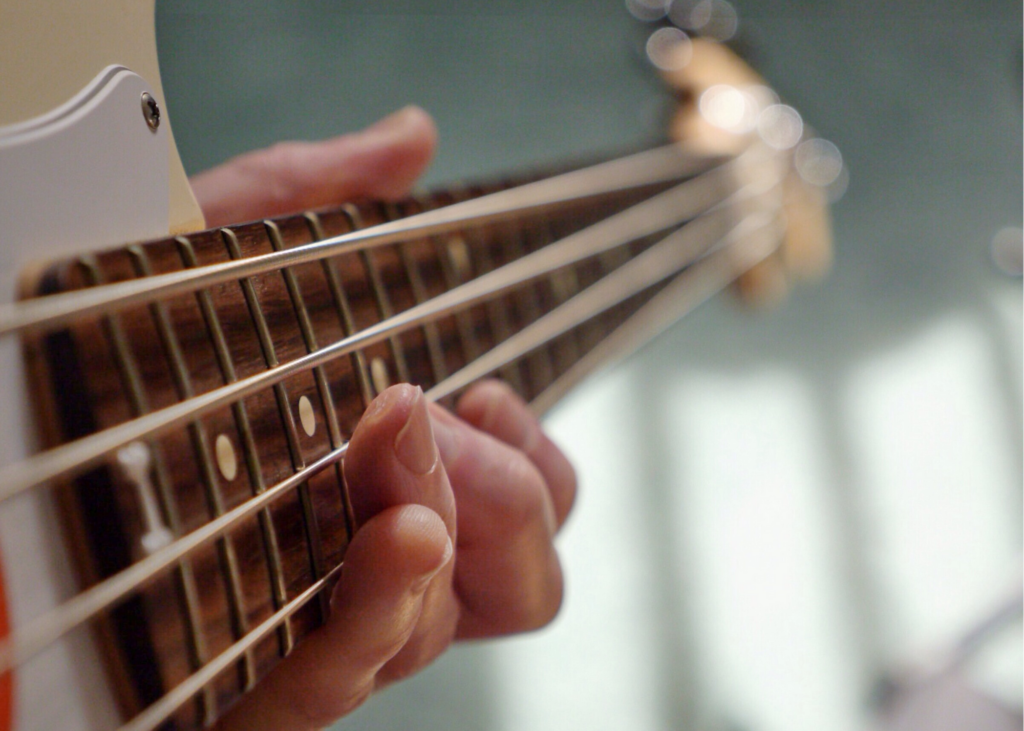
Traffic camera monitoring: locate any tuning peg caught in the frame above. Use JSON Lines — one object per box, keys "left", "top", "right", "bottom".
{"left": 668, "top": 0, "right": 739, "bottom": 42}
{"left": 626, "top": 0, "right": 669, "bottom": 23}
{"left": 794, "top": 138, "right": 848, "bottom": 203}
{"left": 646, "top": 26, "right": 694, "bottom": 71}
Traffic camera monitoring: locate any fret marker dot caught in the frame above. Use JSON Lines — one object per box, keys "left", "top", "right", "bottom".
{"left": 215, "top": 434, "right": 238, "bottom": 482}
{"left": 552, "top": 268, "right": 579, "bottom": 301}
{"left": 448, "top": 236, "right": 472, "bottom": 279}
{"left": 298, "top": 395, "right": 316, "bottom": 437}
{"left": 371, "top": 357, "right": 391, "bottom": 394}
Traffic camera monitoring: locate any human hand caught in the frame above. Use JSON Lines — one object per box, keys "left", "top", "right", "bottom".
{"left": 189, "top": 109, "right": 576, "bottom": 731}
{"left": 189, "top": 105, "right": 438, "bottom": 227}
{"left": 214, "top": 383, "right": 575, "bottom": 730}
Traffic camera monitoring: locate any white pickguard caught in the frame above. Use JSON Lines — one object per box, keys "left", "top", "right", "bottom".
{"left": 0, "top": 65, "right": 172, "bottom": 731}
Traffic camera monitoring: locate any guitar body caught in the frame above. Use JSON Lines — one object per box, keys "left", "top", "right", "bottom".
{"left": 0, "top": 3, "right": 834, "bottom": 731}
{"left": 0, "top": 3, "right": 202, "bottom": 728}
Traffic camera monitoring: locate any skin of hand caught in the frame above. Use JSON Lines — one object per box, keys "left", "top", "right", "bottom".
{"left": 191, "top": 107, "right": 577, "bottom": 731}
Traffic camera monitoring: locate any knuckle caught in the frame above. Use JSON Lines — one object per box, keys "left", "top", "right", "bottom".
{"left": 529, "top": 590, "right": 563, "bottom": 631}
{"left": 241, "top": 141, "right": 310, "bottom": 208}
{"left": 552, "top": 450, "right": 579, "bottom": 517}
{"left": 378, "top": 596, "right": 459, "bottom": 684}
{"left": 261, "top": 141, "right": 306, "bottom": 173}
{"left": 514, "top": 560, "right": 565, "bottom": 631}
{"left": 459, "top": 379, "right": 525, "bottom": 434}
{"left": 288, "top": 677, "right": 375, "bottom": 730}
{"left": 494, "top": 453, "right": 549, "bottom": 535}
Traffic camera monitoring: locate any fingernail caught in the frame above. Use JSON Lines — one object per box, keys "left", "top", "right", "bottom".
{"left": 480, "top": 382, "right": 540, "bottom": 453}
{"left": 411, "top": 535, "right": 454, "bottom": 595}
{"left": 428, "top": 411, "right": 459, "bottom": 466}
{"left": 431, "top": 536, "right": 454, "bottom": 579}
{"left": 361, "top": 385, "right": 400, "bottom": 425}
{"left": 394, "top": 387, "right": 439, "bottom": 475}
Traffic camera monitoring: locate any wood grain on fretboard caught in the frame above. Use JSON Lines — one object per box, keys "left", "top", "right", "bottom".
{"left": 22, "top": 170, "right": 676, "bottom": 730}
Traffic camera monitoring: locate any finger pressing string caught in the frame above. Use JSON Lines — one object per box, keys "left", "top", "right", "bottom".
{"left": 343, "top": 385, "right": 461, "bottom": 684}
{"left": 212, "top": 504, "right": 451, "bottom": 731}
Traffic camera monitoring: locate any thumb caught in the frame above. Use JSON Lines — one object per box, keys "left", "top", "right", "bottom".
{"left": 190, "top": 105, "right": 437, "bottom": 227}
{"left": 212, "top": 504, "right": 451, "bottom": 731}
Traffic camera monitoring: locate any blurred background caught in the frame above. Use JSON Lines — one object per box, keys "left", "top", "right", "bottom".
{"left": 156, "top": 1, "right": 1022, "bottom": 729}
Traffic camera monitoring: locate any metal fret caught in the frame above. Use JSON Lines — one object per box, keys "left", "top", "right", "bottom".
{"left": 0, "top": 144, "right": 728, "bottom": 338}
{"left": 78, "top": 256, "right": 216, "bottom": 725}
{"left": 531, "top": 230, "right": 775, "bottom": 414}
{"left": 119, "top": 563, "right": 345, "bottom": 731}
{"left": 0, "top": 176, "right": 778, "bottom": 688}
{"left": 434, "top": 231, "right": 483, "bottom": 367}
{"left": 504, "top": 227, "right": 557, "bottom": 393}
{"left": 174, "top": 237, "right": 295, "bottom": 657}
{"left": 588, "top": 226, "right": 635, "bottom": 350}
{"left": 126, "top": 246, "right": 257, "bottom": 692}
{"left": 466, "top": 214, "right": 525, "bottom": 393}
{"left": 429, "top": 210, "right": 780, "bottom": 404}
{"left": 303, "top": 212, "right": 374, "bottom": 410}
{"left": 386, "top": 203, "right": 448, "bottom": 387}
{"left": 345, "top": 204, "right": 412, "bottom": 385}
{"left": 401, "top": 243, "right": 449, "bottom": 385}
{"left": 2, "top": 185, "right": 747, "bottom": 504}
{"left": 264, "top": 220, "right": 355, "bottom": 542}
{"left": 221, "top": 227, "right": 330, "bottom": 623}
{"left": 542, "top": 219, "right": 583, "bottom": 370}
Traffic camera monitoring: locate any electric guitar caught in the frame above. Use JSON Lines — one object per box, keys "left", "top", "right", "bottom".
{"left": 0, "top": 2, "right": 840, "bottom": 729}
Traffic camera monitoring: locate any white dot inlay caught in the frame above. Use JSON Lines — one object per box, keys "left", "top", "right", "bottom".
{"left": 215, "top": 434, "right": 238, "bottom": 481}
{"left": 298, "top": 395, "right": 317, "bottom": 437}
{"left": 448, "top": 236, "right": 472, "bottom": 279}
{"left": 371, "top": 357, "right": 391, "bottom": 395}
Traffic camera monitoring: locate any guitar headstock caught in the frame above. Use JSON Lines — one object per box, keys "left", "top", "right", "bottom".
{"left": 634, "top": 3, "right": 845, "bottom": 305}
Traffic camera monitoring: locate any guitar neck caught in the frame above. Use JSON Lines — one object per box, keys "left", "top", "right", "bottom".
{"left": 19, "top": 148, "right": 762, "bottom": 729}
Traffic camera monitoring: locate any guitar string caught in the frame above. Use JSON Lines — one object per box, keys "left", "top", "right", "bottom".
{"left": 531, "top": 234, "right": 769, "bottom": 417}
{"left": 0, "top": 144, "right": 730, "bottom": 337}
{"left": 116, "top": 213, "right": 784, "bottom": 731}
{"left": 0, "top": 161, "right": 778, "bottom": 505}
{"left": 0, "top": 140, "right": 788, "bottom": 730}
{"left": 0, "top": 183, "right": 785, "bottom": 678}
{"left": 118, "top": 562, "right": 346, "bottom": 731}
{"left": 426, "top": 208, "right": 783, "bottom": 402}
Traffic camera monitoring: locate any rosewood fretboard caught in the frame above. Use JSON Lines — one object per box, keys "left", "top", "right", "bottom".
{"left": 23, "top": 164, "right": 690, "bottom": 730}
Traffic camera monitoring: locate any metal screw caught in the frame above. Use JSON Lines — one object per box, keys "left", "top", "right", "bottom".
{"left": 141, "top": 92, "right": 160, "bottom": 132}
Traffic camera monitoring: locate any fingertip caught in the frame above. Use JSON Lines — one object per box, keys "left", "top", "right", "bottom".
{"left": 366, "top": 105, "right": 437, "bottom": 142}
{"left": 457, "top": 380, "right": 538, "bottom": 452}
{"left": 356, "top": 383, "right": 420, "bottom": 433}
{"left": 357, "top": 105, "right": 437, "bottom": 199}
{"left": 390, "top": 503, "right": 453, "bottom": 581}
{"left": 190, "top": 106, "right": 439, "bottom": 226}
{"left": 391, "top": 105, "right": 439, "bottom": 153}
{"left": 456, "top": 378, "right": 514, "bottom": 413}
{"left": 346, "top": 384, "right": 457, "bottom": 532}
{"left": 220, "top": 503, "right": 453, "bottom": 731}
